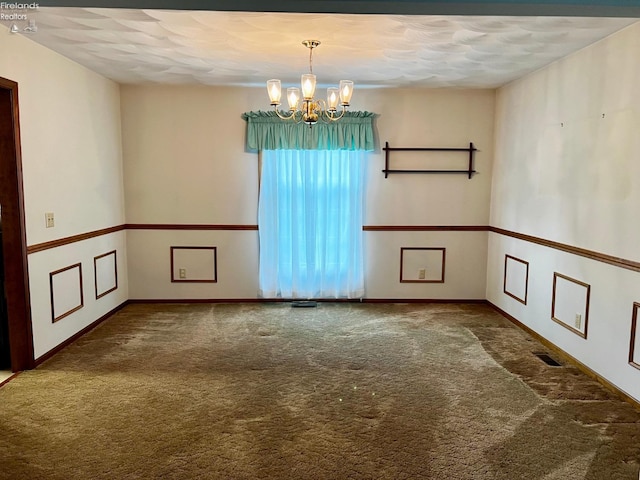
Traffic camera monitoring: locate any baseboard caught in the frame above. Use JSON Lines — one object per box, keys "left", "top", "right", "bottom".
{"left": 127, "top": 298, "right": 487, "bottom": 304}
{"left": 0, "top": 371, "right": 21, "bottom": 388}
{"left": 363, "top": 298, "right": 486, "bottom": 304}
{"left": 128, "top": 298, "right": 274, "bottom": 304}
{"left": 127, "top": 298, "right": 332, "bottom": 304}
{"left": 34, "top": 300, "right": 129, "bottom": 367}
{"left": 487, "top": 301, "right": 640, "bottom": 412}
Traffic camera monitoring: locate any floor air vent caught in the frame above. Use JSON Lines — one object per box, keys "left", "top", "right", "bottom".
{"left": 534, "top": 352, "right": 562, "bottom": 367}
{"left": 291, "top": 301, "right": 317, "bottom": 308}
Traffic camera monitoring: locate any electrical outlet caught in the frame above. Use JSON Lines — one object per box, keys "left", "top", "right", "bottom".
{"left": 575, "top": 313, "right": 582, "bottom": 329}
{"left": 418, "top": 268, "right": 426, "bottom": 280}
{"left": 45, "top": 212, "right": 54, "bottom": 228}
{"left": 179, "top": 268, "right": 186, "bottom": 279}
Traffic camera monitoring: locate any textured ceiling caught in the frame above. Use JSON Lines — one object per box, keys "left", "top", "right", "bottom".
{"left": 22, "top": 8, "right": 639, "bottom": 88}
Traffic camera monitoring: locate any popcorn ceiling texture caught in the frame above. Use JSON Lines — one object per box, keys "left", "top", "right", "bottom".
{"left": 27, "top": 8, "right": 637, "bottom": 87}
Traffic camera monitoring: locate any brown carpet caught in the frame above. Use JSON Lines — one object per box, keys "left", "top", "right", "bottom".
{"left": 0, "top": 303, "right": 638, "bottom": 479}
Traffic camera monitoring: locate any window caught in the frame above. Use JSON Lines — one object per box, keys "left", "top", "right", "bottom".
{"left": 258, "top": 149, "right": 365, "bottom": 298}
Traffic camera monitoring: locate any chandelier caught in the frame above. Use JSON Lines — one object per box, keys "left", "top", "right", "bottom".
{"left": 266, "top": 40, "right": 354, "bottom": 126}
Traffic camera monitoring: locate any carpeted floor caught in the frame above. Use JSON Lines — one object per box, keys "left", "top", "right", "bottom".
{"left": 0, "top": 303, "right": 638, "bottom": 479}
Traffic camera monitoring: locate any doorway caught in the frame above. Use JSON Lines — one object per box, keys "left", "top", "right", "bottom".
{"left": 0, "top": 76, "right": 34, "bottom": 372}
{"left": 0, "top": 222, "right": 11, "bottom": 369}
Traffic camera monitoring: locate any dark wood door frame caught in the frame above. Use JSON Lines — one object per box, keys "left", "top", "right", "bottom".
{"left": 0, "top": 76, "right": 34, "bottom": 371}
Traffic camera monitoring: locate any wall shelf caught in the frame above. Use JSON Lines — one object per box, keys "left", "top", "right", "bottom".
{"left": 382, "top": 141, "right": 477, "bottom": 179}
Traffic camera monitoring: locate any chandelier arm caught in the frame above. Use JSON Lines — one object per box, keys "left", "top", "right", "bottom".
{"left": 314, "top": 99, "right": 333, "bottom": 124}
{"left": 321, "top": 106, "right": 347, "bottom": 123}
{"left": 280, "top": 108, "right": 305, "bottom": 124}
{"left": 274, "top": 107, "right": 297, "bottom": 121}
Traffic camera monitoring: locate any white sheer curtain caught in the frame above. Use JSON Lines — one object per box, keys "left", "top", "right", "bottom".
{"left": 258, "top": 149, "right": 365, "bottom": 299}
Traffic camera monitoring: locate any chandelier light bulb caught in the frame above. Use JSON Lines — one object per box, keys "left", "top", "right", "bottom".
{"left": 327, "top": 88, "right": 339, "bottom": 111}
{"left": 267, "top": 79, "right": 282, "bottom": 105}
{"left": 287, "top": 87, "right": 300, "bottom": 110}
{"left": 339, "top": 80, "right": 354, "bottom": 106}
{"left": 301, "top": 74, "right": 316, "bottom": 100}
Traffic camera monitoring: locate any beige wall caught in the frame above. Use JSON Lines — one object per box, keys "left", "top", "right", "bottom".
{"left": 0, "top": 26, "right": 128, "bottom": 359}
{"left": 121, "top": 85, "right": 495, "bottom": 299}
{"left": 487, "top": 22, "right": 640, "bottom": 402}
{"left": 121, "top": 86, "right": 262, "bottom": 299}
{"left": 361, "top": 88, "right": 494, "bottom": 299}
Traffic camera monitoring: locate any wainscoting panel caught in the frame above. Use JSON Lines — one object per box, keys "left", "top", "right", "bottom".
{"left": 29, "top": 230, "right": 129, "bottom": 360}
{"left": 503, "top": 254, "right": 529, "bottom": 305}
{"left": 171, "top": 246, "right": 218, "bottom": 283}
{"left": 551, "top": 272, "right": 591, "bottom": 339}
{"left": 400, "top": 247, "right": 446, "bottom": 283}
{"left": 487, "top": 231, "right": 640, "bottom": 405}
{"left": 49, "top": 263, "right": 84, "bottom": 323}
{"left": 630, "top": 303, "right": 640, "bottom": 370}
{"left": 127, "top": 230, "right": 257, "bottom": 299}
{"left": 94, "top": 250, "right": 118, "bottom": 299}
{"left": 364, "top": 231, "right": 487, "bottom": 299}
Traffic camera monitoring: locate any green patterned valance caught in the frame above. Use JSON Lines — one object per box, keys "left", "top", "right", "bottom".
{"left": 242, "top": 110, "right": 376, "bottom": 151}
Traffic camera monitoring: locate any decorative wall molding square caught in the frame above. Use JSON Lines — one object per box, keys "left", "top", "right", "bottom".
{"left": 629, "top": 302, "right": 640, "bottom": 370}
{"left": 170, "top": 246, "right": 218, "bottom": 283}
{"left": 400, "top": 247, "right": 446, "bottom": 283}
{"left": 551, "top": 272, "right": 591, "bottom": 339}
{"left": 503, "top": 254, "right": 529, "bottom": 305}
{"left": 94, "top": 250, "right": 118, "bottom": 299}
{"left": 50, "top": 263, "right": 84, "bottom": 323}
